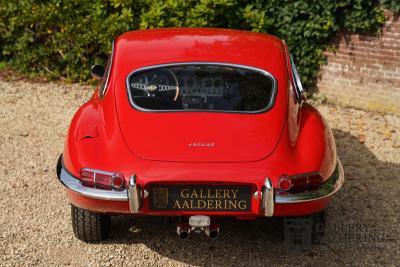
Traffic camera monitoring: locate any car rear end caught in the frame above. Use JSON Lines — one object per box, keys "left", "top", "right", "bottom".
{"left": 57, "top": 28, "right": 344, "bottom": 245}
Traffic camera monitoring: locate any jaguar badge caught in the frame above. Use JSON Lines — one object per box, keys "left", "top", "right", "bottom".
{"left": 188, "top": 142, "right": 215, "bottom": 147}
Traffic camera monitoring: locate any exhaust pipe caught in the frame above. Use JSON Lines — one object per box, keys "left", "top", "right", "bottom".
{"left": 177, "top": 216, "right": 219, "bottom": 239}
{"left": 176, "top": 223, "right": 190, "bottom": 239}
{"left": 205, "top": 225, "right": 219, "bottom": 239}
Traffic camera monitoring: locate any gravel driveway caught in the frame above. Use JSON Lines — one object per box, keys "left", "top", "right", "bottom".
{"left": 0, "top": 80, "right": 399, "bottom": 266}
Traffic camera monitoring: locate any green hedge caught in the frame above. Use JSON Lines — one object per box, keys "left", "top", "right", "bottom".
{"left": 0, "top": 0, "right": 397, "bottom": 86}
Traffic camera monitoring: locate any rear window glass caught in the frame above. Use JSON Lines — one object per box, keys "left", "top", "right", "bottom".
{"left": 127, "top": 64, "right": 276, "bottom": 112}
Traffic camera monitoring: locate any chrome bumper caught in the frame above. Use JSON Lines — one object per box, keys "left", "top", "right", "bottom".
{"left": 275, "top": 159, "right": 344, "bottom": 204}
{"left": 57, "top": 156, "right": 344, "bottom": 216}
{"left": 57, "top": 156, "right": 141, "bottom": 213}
{"left": 261, "top": 159, "right": 345, "bottom": 216}
{"left": 57, "top": 157, "right": 128, "bottom": 201}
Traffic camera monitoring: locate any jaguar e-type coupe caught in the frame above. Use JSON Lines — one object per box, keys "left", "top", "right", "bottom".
{"left": 57, "top": 28, "right": 344, "bottom": 245}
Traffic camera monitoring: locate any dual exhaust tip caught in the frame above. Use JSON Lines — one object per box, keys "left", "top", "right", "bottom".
{"left": 177, "top": 215, "right": 219, "bottom": 239}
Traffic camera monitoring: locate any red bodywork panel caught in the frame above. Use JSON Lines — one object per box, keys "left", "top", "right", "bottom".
{"left": 114, "top": 29, "right": 287, "bottom": 162}
{"left": 62, "top": 28, "right": 337, "bottom": 217}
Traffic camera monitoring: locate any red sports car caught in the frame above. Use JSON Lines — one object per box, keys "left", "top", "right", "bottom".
{"left": 57, "top": 28, "right": 344, "bottom": 245}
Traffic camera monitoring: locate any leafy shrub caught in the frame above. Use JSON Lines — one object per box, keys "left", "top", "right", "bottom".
{"left": 0, "top": 0, "right": 397, "bottom": 86}
{"left": 381, "top": 0, "right": 400, "bottom": 13}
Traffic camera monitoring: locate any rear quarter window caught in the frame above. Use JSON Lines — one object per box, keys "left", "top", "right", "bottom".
{"left": 127, "top": 64, "right": 277, "bottom": 113}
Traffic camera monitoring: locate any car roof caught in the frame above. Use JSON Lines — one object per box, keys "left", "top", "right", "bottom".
{"left": 112, "top": 28, "right": 288, "bottom": 78}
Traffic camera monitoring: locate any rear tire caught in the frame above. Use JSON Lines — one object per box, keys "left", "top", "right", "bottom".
{"left": 284, "top": 210, "right": 326, "bottom": 247}
{"left": 71, "top": 205, "right": 111, "bottom": 242}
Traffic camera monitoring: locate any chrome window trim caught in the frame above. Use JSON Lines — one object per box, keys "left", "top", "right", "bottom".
{"left": 125, "top": 62, "right": 278, "bottom": 114}
{"left": 99, "top": 40, "right": 115, "bottom": 97}
{"left": 289, "top": 55, "right": 304, "bottom": 100}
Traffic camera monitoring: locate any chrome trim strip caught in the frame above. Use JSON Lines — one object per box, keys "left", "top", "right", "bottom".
{"left": 262, "top": 177, "right": 274, "bottom": 217}
{"left": 128, "top": 175, "right": 142, "bottom": 213}
{"left": 125, "top": 62, "right": 278, "bottom": 114}
{"left": 275, "top": 159, "right": 345, "bottom": 204}
{"left": 57, "top": 156, "right": 128, "bottom": 201}
{"left": 99, "top": 40, "right": 115, "bottom": 97}
{"left": 57, "top": 155, "right": 344, "bottom": 211}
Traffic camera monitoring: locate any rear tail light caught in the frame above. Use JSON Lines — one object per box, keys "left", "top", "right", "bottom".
{"left": 278, "top": 172, "right": 323, "bottom": 192}
{"left": 278, "top": 176, "right": 292, "bottom": 191}
{"left": 79, "top": 168, "right": 125, "bottom": 190}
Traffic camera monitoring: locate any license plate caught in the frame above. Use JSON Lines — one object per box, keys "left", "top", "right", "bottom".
{"left": 149, "top": 184, "right": 251, "bottom": 211}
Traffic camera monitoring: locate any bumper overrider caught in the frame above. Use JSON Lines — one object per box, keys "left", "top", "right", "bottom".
{"left": 57, "top": 156, "right": 344, "bottom": 216}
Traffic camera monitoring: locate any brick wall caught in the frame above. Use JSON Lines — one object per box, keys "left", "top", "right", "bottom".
{"left": 317, "top": 10, "right": 400, "bottom": 115}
